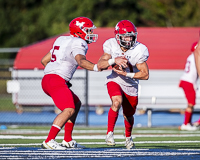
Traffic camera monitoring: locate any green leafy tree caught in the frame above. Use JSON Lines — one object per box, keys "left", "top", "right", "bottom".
{"left": 0, "top": 0, "right": 199, "bottom": 50}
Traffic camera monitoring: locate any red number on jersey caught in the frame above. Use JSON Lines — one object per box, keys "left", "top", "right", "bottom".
{"left": 51, "top": 46, "right": 60, "bottom": 62}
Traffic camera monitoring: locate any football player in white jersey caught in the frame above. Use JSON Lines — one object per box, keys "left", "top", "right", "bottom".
{"left": 97, "top": 20, "right": 149, "bottom": 149}
{"left": 194, "top": 33, "right": 200, "bottom": 128}
{"left": 179, "top": 42, "right": 199, "bottom": 131}
{"left": 40, "top": 17, "right": 101, "bottom": 150}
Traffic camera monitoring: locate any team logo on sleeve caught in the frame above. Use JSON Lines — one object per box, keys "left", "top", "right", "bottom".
{"left": 81, "top": 43, "right": 86, "bottom": 49}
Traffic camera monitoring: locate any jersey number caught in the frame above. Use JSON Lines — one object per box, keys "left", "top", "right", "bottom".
{"left": 51, "top": 46, "right": 60, "bottom": 62}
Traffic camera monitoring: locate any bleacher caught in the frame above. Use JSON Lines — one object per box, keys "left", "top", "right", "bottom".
{"left": 89, "top": 70, "right": 200, "bottom": 127}
{"left": 8, "top": 69, "right": 200, "bottom": 127}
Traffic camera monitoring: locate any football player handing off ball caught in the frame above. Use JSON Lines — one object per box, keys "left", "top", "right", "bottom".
{"left": 41, "top": 17, "right": 100, "bottom": 150}
{"left": 97, "top": 20, "right": 149, "bottom": 149}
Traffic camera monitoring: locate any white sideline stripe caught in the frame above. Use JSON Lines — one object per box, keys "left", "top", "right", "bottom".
{"left": 135, "top": 141, "right": 200, "bottom": 144}
{"left": 0, "top": 134, "right": 200, "bottom": 140}
{"left": 135, "top": 130, "right": 200, "bottom": 133}
{"left": 0, "top": 141, "right": 200, "bottom": 146}
{"left": 179, "top": 149, "right": 200, "bottom": 151}
{"left": 0, "top": 129, "right": 123, "bottom": 134}
{"left": 134, "top": 134, "right": 200, "bottom": 137}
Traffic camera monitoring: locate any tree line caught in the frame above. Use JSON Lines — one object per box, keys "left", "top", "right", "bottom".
{"left": 0, "top": 0, "right": 200, "bottom": 58}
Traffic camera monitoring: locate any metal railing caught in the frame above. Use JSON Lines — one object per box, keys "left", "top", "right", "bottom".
{"left": 0, "top": 68, "right": 89, "bottom": 126}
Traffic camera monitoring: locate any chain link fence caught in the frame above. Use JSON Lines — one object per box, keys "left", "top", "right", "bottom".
{"left": 0, "top": 68, "right": 89, "bottom": 126}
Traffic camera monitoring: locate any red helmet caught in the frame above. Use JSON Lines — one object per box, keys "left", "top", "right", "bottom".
{"left": 69, "top": 17, "right": 98, "bottom": 44}
{"left": 191, "top": 41, "right": 198, "bottom": 52}
{"left": 114, "top": 20, "right": 138, "bottom": 49}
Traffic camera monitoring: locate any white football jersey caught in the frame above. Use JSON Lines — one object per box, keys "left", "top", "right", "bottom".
{"left": 103, "top": 38, "right": 149, "bottom": 96}
{"left": 180, "top": 53, "right": 198, "bottom": 86}
{"left": 44, "top": 36, "right": 88, "bottom": 81}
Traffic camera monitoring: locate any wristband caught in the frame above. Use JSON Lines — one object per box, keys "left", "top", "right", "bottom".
{"left": 126, "top": 73, "right": 135, "bottom": 78}
{"left": 93, "top": 64, "right": 99, "bottom": 72}
{"left": 108, "top": 58, "right": 115, "bottom": 66}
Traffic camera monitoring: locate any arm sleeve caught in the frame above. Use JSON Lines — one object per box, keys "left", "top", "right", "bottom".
{"left": 71, "top": 39, "right": 88, "bottom": 57}
{"left": 138, "top": 47, "right": 149, "bottom": 64}
{"left": 103, "top": 40, "right": 112, "bottom": 55}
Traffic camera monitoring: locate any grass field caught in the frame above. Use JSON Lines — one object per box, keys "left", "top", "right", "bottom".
{"left": 0, "top": 125, "right": 200, "bottom": 159}
{"left": 0, "top": 125, "right": 200, "bottom": 149}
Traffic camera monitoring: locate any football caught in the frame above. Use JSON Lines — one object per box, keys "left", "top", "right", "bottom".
{"left": 112, "top": 64, "right": 125, "bottom": 71}
{"left": 112, "top": 57, "right": 127, "bottom": 71}
{"left": 112, "top": 64, "right": 120, "bottom": 70}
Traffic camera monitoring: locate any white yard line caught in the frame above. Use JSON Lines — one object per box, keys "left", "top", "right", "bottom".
{"left": 0, "top": 134, "right": 200, "bottom": 140}
{"left": 1, "top": 129, "right": 200, "bottom": 134}
{"left": 178, "top": 149, "right": 200, "bottom": 151}
{"left": 0, "top": 141, "right": 200, "bottom": 146}
{"left": 134, "top": 130, "right": 200, "bottom": 134}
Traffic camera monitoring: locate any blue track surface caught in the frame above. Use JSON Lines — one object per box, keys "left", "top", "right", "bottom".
{"left": 0, "top": 110, "right": 199, "bottom": 127}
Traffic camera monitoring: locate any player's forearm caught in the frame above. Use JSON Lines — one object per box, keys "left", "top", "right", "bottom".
{"left": 97, "top": 59, "right": 111, "bottom": 70}
{"left": 75, "top": 54, "right": 97, "bottom": 71}
{"left": 78, "top": 59, "right": 94, "bottom": 71}
{"left": 41, "top": 60, "right": 49, "bottom": 67}
{"left": 132, "top": 62, "right": 149, "bottom": 80}
{"left": 41, "top": 52, "right": 51, "bottom": 67}
{"left": 78, "top": 59, "right": 101, "bottom": 72}
{"left": 97, "top": 53, "right": 113, "bottom": 70}
{"left": 132, "top": 71, "right": 149, "bottom": 80}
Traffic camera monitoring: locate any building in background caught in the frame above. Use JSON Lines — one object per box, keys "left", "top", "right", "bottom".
{"left": 9, "top": 28, "right": 200, "bottom": 117}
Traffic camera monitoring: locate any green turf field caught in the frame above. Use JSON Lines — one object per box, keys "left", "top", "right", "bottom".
{"left": 0, "top": 125, "right": 200, "bottom": 149}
